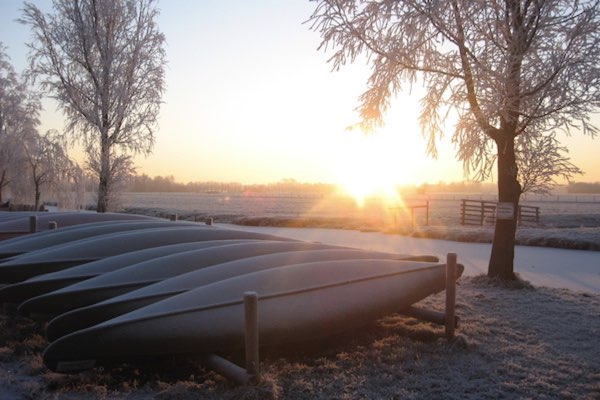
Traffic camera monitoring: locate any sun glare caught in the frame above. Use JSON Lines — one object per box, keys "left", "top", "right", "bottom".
{"left": 333, "top": 127, "right": 422, "bottom": 207}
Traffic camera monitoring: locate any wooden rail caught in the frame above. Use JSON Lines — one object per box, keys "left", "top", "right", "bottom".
{"left": 460, "top": 200, "right": 497, "bottom": 226}
{"left": 460, "top": 199, "right": 540, "bottom": 226}
{"left": 517, "top": 205, "right": 540, "bottom": 226}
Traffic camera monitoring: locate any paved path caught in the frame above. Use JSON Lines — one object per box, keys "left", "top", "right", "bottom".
{"left": 220, "top": 224, "right": 600, "bottom": 293}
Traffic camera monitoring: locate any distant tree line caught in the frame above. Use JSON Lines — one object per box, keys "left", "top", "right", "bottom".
{"left": 127, "top": 175, "right": 336, "bottom": 197}
{"left": 567, "top": 182, "right": 600, "bottom": 194}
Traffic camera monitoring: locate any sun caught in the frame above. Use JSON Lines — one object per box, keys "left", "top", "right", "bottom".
{"left": 332, "top": 127, "right": 424, "bottom": 206}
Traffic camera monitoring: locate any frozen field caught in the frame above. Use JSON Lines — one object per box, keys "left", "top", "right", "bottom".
{"left": 120, "top": 192, "right": 600, "bottom": 250}
{"left": 120, "top": 192, "right": 600, "bottom": 224}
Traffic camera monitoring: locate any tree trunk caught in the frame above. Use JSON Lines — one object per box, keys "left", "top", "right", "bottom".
{"left": 0, "top": 171, "right": 6, "bottom": 204}
{"left": 488, "top": 135, "right": 522, "bottom": 280}
{"left": 34, "top": 183, "right": 41, "bottom": 211}
{"left": 96, "top": 137, "right": 111, "bottom": 213}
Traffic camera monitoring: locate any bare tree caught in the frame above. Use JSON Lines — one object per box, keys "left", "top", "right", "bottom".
{"left": 0, "top": 43, "right": 41, "bottom": 204}
{"left": 309, "top": 0, "right": 600, "bottom": 279}
{"left": 516, "top": 133, "right": 582, "bottom": 195}
{"left": 86, "top": 146, "right": 136, "bottom": 211}
{"left": 21, "top": 129, "right": 74, "bottom": 210}
{"left": 21, "top": 0, "right": 166, "bottom": 212}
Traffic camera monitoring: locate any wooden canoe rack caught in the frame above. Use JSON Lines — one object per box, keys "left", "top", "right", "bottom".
{"left": 199, "top": 291, "right": 259, "bottom": 385}
{"left": 202, "top": 253, "right": 459, "bottom": 385}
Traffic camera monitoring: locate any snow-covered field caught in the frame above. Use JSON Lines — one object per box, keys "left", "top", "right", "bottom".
{"left": 121, "top": 191, "right": 600, "bottom": 251}
{"left": 119, "top": 192, "right": 600, "bottom": 226}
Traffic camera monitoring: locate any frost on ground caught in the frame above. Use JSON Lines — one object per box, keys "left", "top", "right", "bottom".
{"left": 120, "top": 198, "right": 600, "bottom": 251}
{"left": 0, "top": 277, "right": 598, "bottom": 399}
{"left": 408, "top": 225, "right": 600, "bottom": 251}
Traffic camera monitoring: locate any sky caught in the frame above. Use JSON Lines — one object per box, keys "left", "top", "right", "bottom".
{"left": 0, "top": 0, "right": 598, "bottom": 191}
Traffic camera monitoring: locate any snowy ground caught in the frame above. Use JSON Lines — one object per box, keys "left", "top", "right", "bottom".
{"left": 219, "top": 223, "right": 600, "bottom": 294}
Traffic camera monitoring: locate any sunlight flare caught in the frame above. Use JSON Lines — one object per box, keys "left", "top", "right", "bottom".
{"left": 333, "top": 127, "right": 420, "bottom": 207}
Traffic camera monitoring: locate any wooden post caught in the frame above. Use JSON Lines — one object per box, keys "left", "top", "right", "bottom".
{"left": 198, "top": 293, "right": 260, "bottom": 385}
{"left": 200, "top": 354, "right": 251, "bottom": 384}
{"left": 206, "top": 217, "right": 213, "bottom": 226}
{"left": 445, "top": 253, "right": 457, "bottom": 340}
{"left": 400, "top": 306, "right": 459, "bottom": 327}
{"left": 244, "top": 291, "right": 260, "bottom": 383}
{"left": 479, "top": 201, "right": 484, "bottom": 226}
{"left": 48, "top": 221, "right": 58, "bottom": 230}
{"left": 29, "top": 216, "right": 37, "bottom": 233}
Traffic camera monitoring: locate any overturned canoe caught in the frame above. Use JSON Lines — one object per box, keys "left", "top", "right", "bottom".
{"left": 0, "top": 227, "right": 293, "bottom": 283}
{"left": 0, "top": 220, "right": 203, "bottom": 259}
{"left": 0, "top": 239, "right": 260, "bottom": 304}
{"left": 0, "top": 212, "right": 158, "bottom": 236}
{"left": 0, "top": 212, "right": 42, "bottom": 222}
{"left": 44, "top": 259, "right": 463, "bottom": 372}
{"left": 19, "top": 240, "right": 343, "bottom": 315}
{"left": 45, "top": 249, "right": 439, "bottom": 341}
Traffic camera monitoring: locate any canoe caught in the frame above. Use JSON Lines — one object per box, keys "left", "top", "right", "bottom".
{"left": 0, "top": 227, "right": 293, "bottom": 283}
{"left": 0, "top": 220, "right": 204, "bottom": 259}
{"left": 0, "top": 212, "right": 158, "bottom": 235}
{"left": 19, "top": 241, "right": 344, "bottom": 315}
{"left": 0, "top": 239, "right": 260, "bottom": 304}
{"left": 0, "top": 211, "right": 67, "bottom": 240}
{"left": 0, "top": 219, "right": 146, "bottom": 248}
{"left": 44, "top": 249, "right": 439, "bottom": 341}
{"left": 0, "top": 212, "right": 42, "bottom": 222}
{"left": 43, "top": 259, "right": 463, "bottom": 372}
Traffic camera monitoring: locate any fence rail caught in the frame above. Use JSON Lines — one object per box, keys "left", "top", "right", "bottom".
{"left": 460, "top": 199, "right": 540, "bottom": 226}
{"left": 460, "top": 200, "right": 496, "bottom": 226}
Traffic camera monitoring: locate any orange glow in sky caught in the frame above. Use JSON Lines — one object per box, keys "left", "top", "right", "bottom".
{"left": 1, "top": 1, "right": 598, "bottom": 189}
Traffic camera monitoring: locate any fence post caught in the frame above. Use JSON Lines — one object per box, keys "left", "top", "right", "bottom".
{"left": 445, "top": 253, "right": 457, "bottom": 340}
{"left": 479, "top": 201, "right": 484, "bottom": 226}
{"left": 244, "top": 292, "right": 260, "bottom": 383}
{"left": 29, "top": 216, "right": 38, "bottom": 233}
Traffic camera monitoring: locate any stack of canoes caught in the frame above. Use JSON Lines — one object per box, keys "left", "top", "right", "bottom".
{"left": 0, "top": 212, "right": 462, "bottom": 373}
{"left": 0, "top": 211, "right": 159, "bottom": 240}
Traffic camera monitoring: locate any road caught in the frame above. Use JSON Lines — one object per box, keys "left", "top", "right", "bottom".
{"left": 220, "top": 223, "right": 600, "bottom": 293}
